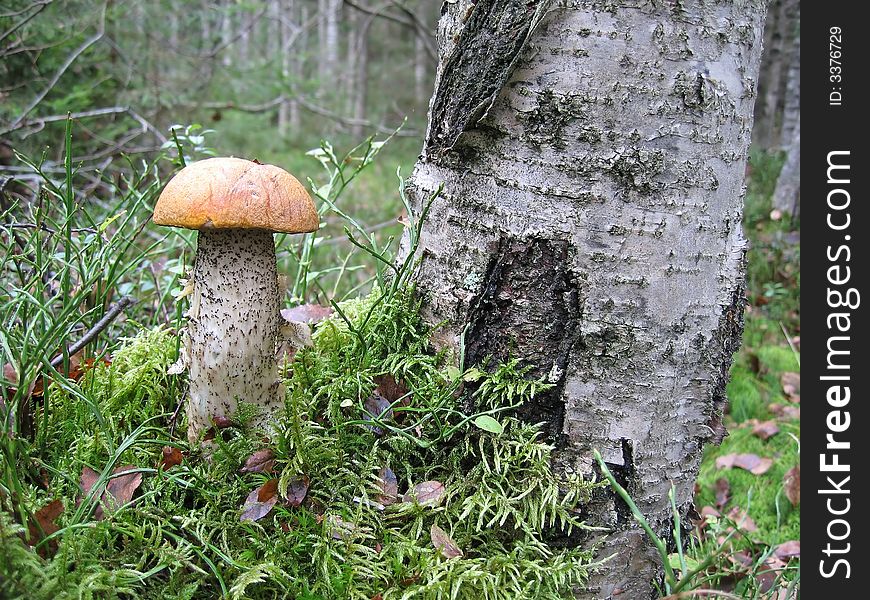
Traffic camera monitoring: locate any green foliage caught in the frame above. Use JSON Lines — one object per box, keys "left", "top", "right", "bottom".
{"left": 1, "top": 285, "right": 596, "bottom": 599}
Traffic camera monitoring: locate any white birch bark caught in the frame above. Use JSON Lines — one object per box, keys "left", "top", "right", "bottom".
{"left": 404, "top": 1, "right": 766, "bottom": 596}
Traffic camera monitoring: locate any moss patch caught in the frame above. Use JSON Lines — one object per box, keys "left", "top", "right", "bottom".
{"left": 1, "top": 287, "right": 597, "bottom": 600}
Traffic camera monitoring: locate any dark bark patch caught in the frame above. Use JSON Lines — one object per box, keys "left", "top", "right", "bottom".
{"left": 425, "top": 0, "right": 553, "bottom": 160}
{"left": 465, "top": 236, "right": 582, "bottom": 443}
{"left": 705, "top": 284, "right": 747, "bottom": 445}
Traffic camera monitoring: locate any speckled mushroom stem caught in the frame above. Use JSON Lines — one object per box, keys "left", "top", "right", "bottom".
{"left": 186, "top": 229, "right": 282, "bottom": 444}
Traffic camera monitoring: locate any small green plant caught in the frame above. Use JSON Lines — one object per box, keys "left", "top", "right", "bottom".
{"left": 594, "top": 451, "right": 798, "bottom": 598}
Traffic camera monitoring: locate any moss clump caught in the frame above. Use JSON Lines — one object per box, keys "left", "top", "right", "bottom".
{"left": 1, "top": 287, "right": 596, "bottom": 600}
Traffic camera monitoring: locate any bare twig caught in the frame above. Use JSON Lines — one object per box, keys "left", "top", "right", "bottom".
{"left": 343, "top": 0, "right": 436, "bottom": 61}
{"left": 0, "top": 0, "right": 52, "bottom": 45}
{"left": 49, "top": 296, "right": 136, "bottom": 370}
{"left": 189, "top": 96, "right": 420, "bottom": 137}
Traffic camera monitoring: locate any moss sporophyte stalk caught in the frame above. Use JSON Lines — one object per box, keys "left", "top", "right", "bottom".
{"left": 1, "top": 286, "right": 600, "bottom": 599}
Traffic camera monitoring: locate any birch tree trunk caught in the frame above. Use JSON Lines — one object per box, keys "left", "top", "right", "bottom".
{"left": 404, "top": 1, "right": 766, "bottom": 597}
{"left": 753, "top": 0, "right": 797, "bottom": 149}
{"left": 772, "top": 18, "right": 799, "bottom": 217}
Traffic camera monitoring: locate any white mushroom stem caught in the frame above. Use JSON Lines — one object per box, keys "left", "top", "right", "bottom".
{"left": 186, "top": 229, "right": 282, "bottom": 444}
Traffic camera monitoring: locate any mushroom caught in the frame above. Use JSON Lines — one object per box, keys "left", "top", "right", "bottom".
{"left": 153, "top": 157, "right": 318, "bottom": 444}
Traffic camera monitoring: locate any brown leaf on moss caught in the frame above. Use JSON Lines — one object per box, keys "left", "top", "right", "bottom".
{"left": 26, "top": 499, "right": 63, "bottom": 557}
{"left": 780, "top": 372, "right": 800, "bottom": 402}
{"left": 714, "top": 478, "right": 730, "bottom": 509}
{"left": 769, "top": 403, "right": 800, "bottom": 420}
{"left": 751, "top": 420, "right": 780, "bottom": 440}
{"left": 716, "top": 453, "right": 773, "bottom": 475}
{"left": 104, "top": 466, "right": 143, "bottom": 513}
{"left": 403, "top": 481, "right": 445, "bottom": 506}
{"left": 376, "top": 467, "right": 398, "bottom": 506}
{"left": 783, "top": 465, "right": 800, "bottom": 506}
{"left": 78, "top": 465, "right": 142, "bottom": 520}
{"left": 430, "top": 524, "right": 463, "bottom": 559}
{"left": 240, "top": 449, "right": 276, "bottom": 474}
{"left": 286, "top": 474, "right": 310, "bottom": 507}
{"left": 241, "top": 479, "right": 279, "bottom": 522}
{"left": 774, "top": 540, "right": 800, "bottom": 560}
{"left": 374, "top": 374, "right": 409, "bottom": 404}
{"left": 726, "top": 507, "right": 757, "bottom": 533}
{"left": 159, "top": 446, "right": 184, "bottom": 470}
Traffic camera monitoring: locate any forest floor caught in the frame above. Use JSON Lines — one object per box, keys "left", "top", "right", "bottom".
{"left": 0, "top": 132, "right": 799, "bottom": 599}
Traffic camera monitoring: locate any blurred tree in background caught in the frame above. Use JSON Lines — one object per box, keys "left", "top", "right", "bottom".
{"left": 1, "top": 0, "right": 438, "bottom": 179}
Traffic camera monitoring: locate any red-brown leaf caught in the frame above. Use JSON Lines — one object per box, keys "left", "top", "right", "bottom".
{"left": 769, "top": 403, "right": 800, "bottom": 420}
{"left": 286, "top": 474, "right": 310, "bottom": 507}
{"left": 751, "top": 420, "right": 780, "bottom": 440}
{"left": 26, "top": 499, "right": 63, "bottom": 544}
{"left": 78, "top": 465, "right": 142, "bottom": 520}
{"left": 159, "top": 446, "right": 183, "bottom": 470}
{"left": 403, "top": 480, "right": 445, "bottom": 506}
{"left": 281, "top": 304, "right": 333, "bottom": 324}
{"left": 373, "top": 374, "right": 409, "bottom": 404}
{"left": 714, "top": 478, "right": 730, "bottom": 509}
{"left": 363, "top": 393, "right": 393, "bottom": 435}
{"left": 241, "top": 479, "right": 279, "bottom": 522}
{"left": 104, "top": 466, "right": 143, "bottom": 512}
{"left": 376, "top": 467, "right": 398, "bottom": 505}
{"left": 716, "top": 453, "right": 773, "bottom": 475}
{"left": 780, "top": 372, "right": 800, "bottom": 402}
{"left": 430, "top": 524, "right": 463, "bottom": 559}
{"left": 726, "top": 507, "right": 757, "bottom": 532}
{"left": 240, "top": 449, "right": 276, "bottom": 474}
{"left": 774, "top": 540, "right": 801, "bottom": 560}
{"left": 783, "top": 465, "right": 800, "bottom": 506}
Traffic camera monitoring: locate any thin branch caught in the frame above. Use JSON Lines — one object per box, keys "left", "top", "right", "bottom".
{"left": 3, "top": 2, "right": 107, "bottom": 134}
{"left": 190, "top": 96, "right": 420, "bottom": 137}
{"left": 50, "top": 296, "right": 137, "bottom": 370}
{"left": 0, "top": 0, "right": 52, "bottom": 45}
{"left": 343, "top": 0, "right": 436, "bottom": 61}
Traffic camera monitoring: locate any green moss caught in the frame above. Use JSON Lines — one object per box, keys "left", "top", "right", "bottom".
{"left": 1, "top": 288, "right": 596, "bottom": 600}
{"left": 696, "top": 423, "right": 800, "bottom": 544}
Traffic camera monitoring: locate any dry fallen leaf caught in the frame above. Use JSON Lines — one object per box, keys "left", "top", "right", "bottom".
{"left": 240, "top": 449, "right": 276, "bottom": 474}
{"left": 159, "top": 446, "right": 184, "bottom": 470}
{"left": 78, "top": 465, "right": 143, "bottom": 520}
{"left": 286, "top": 474, "right": 310, "bottom": 507}
{"left": 373, "top": 374, "right": 410, "bottom": 408}
{"left": 241, "top": 479, "right": 279, "bottom": 522}
{"left": 376, "top": 467, "right": 398, "bottom": 506}
{"left": 403, "top": 481, "right": 445, "bottom": 506}
{"left": 363, "top": 393, "right": 393, "bottom": 435}
{"left": 774, "top": 540, "right": 800, "bottom": 560}
{"left": 26, "top": 499, "right": 63, "bottom": 556}
{"left": 783, "top": 465, "right": 800, "bottom": 506}
{"left": 751, "top": 420, "right": 780, "bottom": 440}
{"left": 726, "top": 507, "right": 757, "bottom": 533}
{"left": 281, "top": 304, "right": 333, "bottom": 324}
{"left": 780, "top": 372, "right": 800, "bottom": 402}
{"left": 430, "top": 524, "right": 463, "bottom": 559}
{"left": 104, "top": 466, "right": 143, "bottom": 513}
{"left": 716, "top": 453, "right": 773, "bottom": 475}
{"left": 714, "top": 478, "right": 730, "bottom": 509}
{"left": 769, "top": 403, "right": 800, "bottom": 420}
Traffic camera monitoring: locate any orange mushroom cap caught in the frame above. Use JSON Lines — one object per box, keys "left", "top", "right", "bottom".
{"left": 153, "top": 157, "right": 319, "bottom": 233}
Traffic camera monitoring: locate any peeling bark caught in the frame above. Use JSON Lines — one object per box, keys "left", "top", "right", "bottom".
{"left": 404, "top": 1, "right": 766, "bottom": 597}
